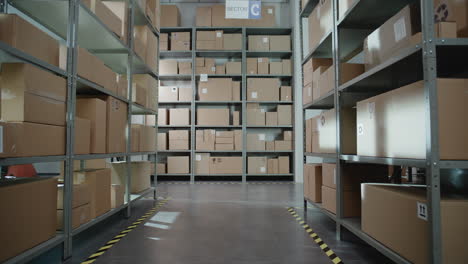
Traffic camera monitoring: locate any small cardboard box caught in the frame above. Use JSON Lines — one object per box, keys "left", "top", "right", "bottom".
{"left": 214, "top": 30, "right": 223, "bottom": 50}
{"left": 156, "top": 163, "right": 166, "bottom": 174}
{"left": 246, "top": 106, "right": 266, "bottom": 126}
{"left": 76, "top": 98, "right": 107, "bottom": 154}
{"left": 197, "top": 40, "right": 216, "bottom": 50}
{"left": 74, "top": 169, "right": 111, "bottom": 219}
{"left": 167, "top": 156, "right": 190, "bottom": 174}
{"left": 83, "top": 0, "right": 122, "bottom": 38}
{"left": 132, "top": 83, "right": 147, "bottom": 106}
{"left": 102, "top": 96, "right": 127, "bottom": 154}
{"left": 257, "top": 58, "right": 269, "bottom": 74}
{"left": 197, "top": 108, "right": 230, "bottom": 126}
{"left": 269, "top": 35, "right": 291, "bottom": 51}
{"left": 209, "top": 157, "right": 242, "bottom": 174}
{"left": 223, "top": 34, "right": 242, "bottom": 50}
{"left": 303, "top": 83, "right": 313, "bottom": 106}
{"left": 267, "top": 159, "right": 279, "bottom": 174}
{"left": 75, "top": 117, "right": 91, "bottom": 155}
{"left": 248, "top": 35, "right": 269, "bottom": 51}
{"left": 169, "top": 108, "right": 190, "bottom": 125}
{"left": 139, "top": 125, "right": 156, "bottom": 152}
{"left": 215, "top": 143, "right": 234, "bottom": 151}
{"left": 281, "top": 86, "right": 292, "bottom": 101}
{"left": 322, "top": 185, "right": 360, "bottom": 217}
{"left": 247, "top": 58, "right": 257, "bottom": 74}
{"left": 158, "top": 108, "right": 168, "bottom": 125}
{"left": 178, "top": 61, "right": 192, "bottom": 75}
{"left": 233, "top": 111, "right": 240, "bottom": 126}
{"left": 215, "top": 65, "right": 226, "bottom": 74}
{"left": 160, "top": 60, "right": 178, "bottom": 75}
{"left": 226, "top": 62, "right": 241, "bottom": 74}
{"left": 248, "top": 157, "right": 267, "bottom": 174}
{"left": 159, "top": 86, "right": 178, "bottom": 102}
{"left": 283, "top": 131, "right": 293, "bottom": 141}
{"left": 161, "top": 5, "right": 180, "bottom": 27}
{"left": 196, "top": 129, "right": 216, "bottom": 150}
{"left": 234, "top": 130, "right": 242, "bottom": 150}
{"left": 196, "top": 7, "right": 212, "bottom": 27}
{"left": 266, "top": 141, "right": 275, "bottom": 151}
{"left": 266, "top": 112, "right": 278, "bottom": 126}
{"left": 131, "top": 125, "right": 140, "bottom": 152}
{"left": 178, "top": 88, "right": 192, "bottom": 102}
{"left": 278, "top": 105, "right": 292, "bottom": 125}
{"left": 247, "top": 133, "right": 266, "bottom": 151}
{"left": 278, "top": 156, "right": 290, "bottom": 173}
{"left": 275, "top": 140, "right": 292, "bottom": 151}
{"left": 171, "top": 40, "right": 191, "bottom": 51}
{"left": 282, "top": 59, "right": 292, "bottom": 75}
{"left": 247, "top": 78, "right": 280, "bottom": 101}
{"left": 269, "top": 61, "right": 283, "bottom": 75}
{"left": 232, "top": 81, "right": 241, "bottom": 101}
{"left": 157, "top": 133, "right": 167, "bottom": 150}
{"left": 111, "top": 184, "right": 124, "bottom": 209}
{"left": 195, "top": 153, "right": 210, "bottom": 174}
{"left": 303, "top": 164, "right": 322, "bottom": 202}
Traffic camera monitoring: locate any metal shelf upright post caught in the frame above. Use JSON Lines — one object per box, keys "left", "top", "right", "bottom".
{"left": 241, "top": 27, "right": 247, "bottom": 183}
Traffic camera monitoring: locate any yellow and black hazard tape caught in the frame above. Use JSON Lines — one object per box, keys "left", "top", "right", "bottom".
{"left": 81, "top": 198, "right": 171, "bottom": 264}
{"left": 287, "top": 208, "right": 343, "bottom": 264}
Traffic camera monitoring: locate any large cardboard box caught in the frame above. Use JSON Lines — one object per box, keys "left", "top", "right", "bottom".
{"left": 278, "top": 156, "right": 290, "bottom": 173}
{"left": 74, "top": 169, "right": 111, "bottom": 219}
{"left": 248, "top": 36, "right": 269, "bottom": 51}
{"left": 197, "top": 108, "right": 229, "bottom": 126}
{"left": 158, "top": 108, "right": 168, "bottom": 125}
{"left": 178, "top": 61, "right": 192, "bottom": 75}
{"left": 132, "top": 83, "right": 147, "bottom": 106}
{"left": 248, "top": 157, "right": 267, "bottom": 174}
{"left": 169, "top": 108, "right": 190, "bottom": 125}
{"left": 57, "top": 203, "right": 91, "bottom": 230}
{"left": 223, "top": 34, "right": 242, "bottom": 50}
{"left": 76, "top": 98, "right": 106, "bottom": 153}
{"left": 209, "top": 157, "right": 242, "bottom": 174}
{"left": 247, "top": 78, "right": 280, "bottom": 101}
{"left": 362, "top": 184, "right": 468, "bottom": 264}
{"left": 247, "top": 133, "right": 266, "bottom": 151}
{"left": 167, "top": 156, "right": 189, "bottom": 174}
{"left": 161, "top": 5, "right": 180, "bottom": 27}
{"left": 322, "top": 185, "right": 360, "bottom": 217}
{"left": 109, "top": 162, "right": 151, "bottom": 193}
{"left": 0, "top": 14, "right": 59, "bottom": 67}
{"left": 160, "top": 60, "right": 178, "bottom": 75}
{"left": 247, "top": 58, "right": 257, "bottom": 74}
{"left": 111, "top": 184, "right": 124, "bottom": 209}
{"left": 196, "top": 7, "right": 212, "bottom": 27}
{"left": 278, "top": 105, "right": 292, "bottom": 125}
{"left": 303, "top": 164, "right": 322, "bottom": 202}
{"left": 116, "top": 74, "right": 128, "bottom": 98}
{"left": 101, "top": 96, "right": 127, "bottom": 153}
{"left": 357, "top": 79, "right": 468, "bottom": 159}
{"left": 0, "top": 122, "right": 65, "bottom": 158}
{"left": 159, "top": 86, "right": 178, "bottom": 102}
{"left": 139, "top": 125, "right": 156, "bottom": 151}
{"left": 226, "top": 62, "right": 241, "bottom": 74}
{"left": 75, "top": 117, "right": 91, "bottom": 155}
{"left": 318, "top": 65, "right": 335, "bottom": 97}
{"left": 0, "top": 65, "right": 66, "bottom": 126}
{"left": 131, "top": 125, "right": 140, "bottom": 152}
{"left": 157, "top": 132, "right": 167, "bottom": 150}
{"left": 0, "top": 178, "right": 57, "bottom": 263}
{"left": 315, "top": 108, "right": 356, "bottom": 154}
{"left": 198, "top": 78, "right": 232, "bottom": 101}
{"left": 195, "top": 153, "right": 210, "bottom": 174}
{"left": 83, "top": 0, "right": 122, "bottom": 38}
{"left": 269, "top": 35, "right": 291, "bottom": 51}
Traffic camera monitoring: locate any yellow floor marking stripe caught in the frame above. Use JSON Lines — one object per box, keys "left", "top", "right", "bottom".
{"left": 326, "top": 250, "right": 334, "bottom": 256}
{"left": 81, "top": 260, "right": 96, "bottom": 264}
{"left": 332, "top": 257, "right": 342, "bottom": 264}
{"left": 99, "top": 245, "right": 113, "bottom": 251}
{"left": 107, "top": 239, "right": 120, "bottom": 244}
{"left": 320, "top": 244, "right": 328, "bottom": 249}
{"left": 88, "top": 252, "right": 105, "bottom": 258}
{"left": 114, "top": 234, "right": 126, "bottom": 238}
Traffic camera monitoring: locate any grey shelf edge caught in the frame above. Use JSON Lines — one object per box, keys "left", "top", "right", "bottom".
{"left": 340, "top": 155, "right": 426, "bottom": 168}
{"left": 131, "top": 103, "right": 158, "bottom": 115}
{"left": 247, "top": 174, "right": 294, "bottom": 176}
{"left": 195, "top": 174, "right": 243, "bottom": 176}
{"left": 3, "top": 235, "right": 65, "bottom": 264}
{"left": 158, "top": 102, "right": 192, "bottom": 104}
{"left": 301, "top": 30, "right": 332, "bottom": 64}
{"left": 246, "top": 126, "right": 293, "bottom": 128}
{"left": 299, "top": 0, "right": 319, "bottom": 18}
{"left": 195, "top": 101, "right": 243, "bottom": 104}
{"left": 247, "top": 151, "right": 293, "bottom": 153}
{"left": 304, "top": 198, "right": 337, "bottom": 221}
{"left": 157, "top": 150, "right": 191, "bottom": 153}
{"left": 157, "top": 174, "right": 191, "bottom": 176}
{"left": 246, "top": 101, "right": 294, "bottom": 104}
{"left": 129, "top": 152, "right": 157, "bottom": 156}
{"left": 77, "top": 76, "right": 128, "bottom": 103}
{"left": 340, "top": 219, "right": 411, "bottom": 264}
{"left": 73, "top": 153, "right": 128, "bottom": 160}
{"left": 195, "top": 151, "right": 243, "bottom": 153}
{"left": 130, "top": 187, "right": 156, "bottom": 203}
{"left": 302, "top": 91, "right": 335, "bottom": 109}
{"left": 72, "top": 203, "right": 128, "bottom": 236}
{"left": 133, "top": 2, "right": 160, "bottom": 37}
{"left": 0, "top": 155, "right": 67, "bottom": 166}
{"left": 304, "top": 152, "right": 337, "bottom": 159}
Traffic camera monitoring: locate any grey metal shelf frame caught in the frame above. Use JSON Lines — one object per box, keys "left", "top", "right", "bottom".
{"left": 157, "top": 26, "right": 295, "bottom": 183}
{"left": 0, "top": 0, "right": 159, "bottom": 263}
{"left": 299, "top": 0, "right": 468, "bottom": 263}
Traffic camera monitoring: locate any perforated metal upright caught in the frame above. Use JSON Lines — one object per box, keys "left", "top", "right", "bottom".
{"left": 241, "top": 27, "right": 248, "bottom": 183}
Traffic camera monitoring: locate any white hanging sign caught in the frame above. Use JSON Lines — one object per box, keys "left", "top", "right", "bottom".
{"left": 226, "top": 0, "right": 262, "bottom": 19}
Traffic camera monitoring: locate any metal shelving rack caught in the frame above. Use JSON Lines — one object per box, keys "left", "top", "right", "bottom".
{"left": 158, "top": 26, "right": 295, "bottom": 183}
{"left": 0, "top": 0, "right": 159, "bottom": 262}
{"left": 300, "top": 0, "right": 468, "bottom": 263}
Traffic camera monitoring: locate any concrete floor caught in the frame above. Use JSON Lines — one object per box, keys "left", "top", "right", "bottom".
{"left": 66, "top": 182, "right": 392, "bottom": 264}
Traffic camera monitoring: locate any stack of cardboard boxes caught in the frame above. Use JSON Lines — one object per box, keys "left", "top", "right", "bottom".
{"left": 160, "top": 60, "right": 192, "bottom": 75}
{"left": 246, "top": 58, "right": 292, "bottom": 75}
{"left": 134, "top": 25, "right": 159, "bottom": 72}
{"left": 131, "top": 124, "right": 156, "bottom": 152}
{"left": 195, "top": 154, "right": 242, "bottom": 175}
{"left": 159, "top": 86, "right": 192, "bottom": 102}
{"left": 307, "top": 0, "right": 332, "bottom": 52}
{"left": 196, "top": 58, "right": 242, "bottom": 75}
{"left": 198, "top": 78, "right": 241, "bottom": 101}
{"left": 196, "top": 30, "right": 242, "bottom": 50}
{"left": 195, "top": 130, "right": 242, "bottom": 151}
{"left": 248, "top": 156, "right": 290, "bottom": 174}
{"left": 248, "top": 35, "right": 291, "bottom": 51}
{"left": 166, "top": 130, "right": 189, "bottom": 150}
{"left": 82, "top": 0, "right": 126, "bottom": 42}
{"left": 157, "top": 108, "right": 190, "bottom": 127}
{"left": 246, "top": 103, "right": 292, "bottom": 126}
{"left": 247, "top": 131, "right": 293, "bottom": 151}
{"left": 132, "top": 74, "right": 158, "bottom": 111}
{"left": 195, "top": 5, "right": 276, "bottom": 27}
{"left": 170, "top": 32, "right": 191, "bottom": 51}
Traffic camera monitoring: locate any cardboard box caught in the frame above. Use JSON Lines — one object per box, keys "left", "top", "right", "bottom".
{"left": 356, "top": 79, "right": 468, "bottom": 159}
{"left": 266, "top": 112, "right": 278, "bottom": 126}
{"left": 157, "top": 163, "right": 166, "bottom": 174}
{"left": 248, "top": 36, "right": 269, "bottom": 51}
{"left": 197, "top": 40, "right": 216, "bottom": 50}
{"left": 303, "top": 83, "right": 313, "bottom": 106}
{"left": 318, "top": 65, "right": 335, "bottom": 97}
{"left": 233, "top": 111, "right": 240, "bottom": 126}
{"left": 223, "top": 34, "right": 242, "bottom": 50}
{"left": 0, "top": 14, "right": 59, "bottom": 67}
{"left": 312, "top": 66, "right": 329, "bottom": 100}
{"left": 434, "top": 0, "right": 468, "bottom": 37}
{"left": 226, "top": 62, "right": 241, "bottom": 74}
{"left": 197, "top": 108, "right": 229, "bottom": 126}
{"left": 305, "top": 118, "right": 313, "bottom": 152}
{"left": 302, "top": 58, "right": 313, "bottom": 86}
{"left": 172, "top": 40, "right": 191, "bottom": 51}
{"left": 247, "top": 78, "right": 280, "bottom": 101}
{"left": 109, "top": 162, "right": 151, "bottom": 193}
{"left": 132, "top": 83, "right": 147, "bottom": 106}
{"left": 278, "top": 156, "right": 290, "bottom": 173}
{"left": 278, "top": 105, "right": 292, "bottom": 126}
{"left": 75, "top": 159, "right": 106, "bottom": 170}
{"left": 133, "top": 74, "right": 156, "bottom": 109}
{"left": 282, "top": 59, "right": 292, "bottom": 75}
{"left": 139, "top": 125, "right": 156, "bottom": 151}
{"left": 160, "top": 60, "right": 178, "bottom": 75}
{"left": 266, "top": 141, "right": 275, "bottom": 151}
{"left": 280, "top": 86, "right": 292, "bottom": 101}
{"left": 0, "top": 178, "right": 57, "bottom": 263}
{"left": 246, "top": 108, "right": 266, "bottom": 126}
{"left": 159, "top": 86, "right": 178, "bottom": 102}
{"left": 215, "top": 65, "right": 226, "bottom": 75}
{"left": 196, "top": 129, "right": 216, "bottom": 150}
{"left": 308, "top": 0, "right": 333, "bottom": 53}
{"left": 178, "top": 61, "right": 192, "bottom": 75}
{"left": 315, "top": 108, "right": 356, "bottom": 154}
{"left": 57, "top": 203, "right": 90, "bottom": 230}
{"left": 157, "top": 132, "right": 167, "bottom": 151}
{"left": 158, "top": 108, "right": 168, "bottom": 125}
{"left": 57, "top": 183, "right": 90, "bottom": 210}
{"left": 283, "top": 131, "right": 293, "bottom": 141}
{"left": 103, "top": 1, "right": 129, "bottom": 43}
{"left": 232, "top": 81, "right": 241, "bottom": 101}
{"left": 247, "top": 133, "right": 266, "bottom": 151}
{"left": 116, "top": 74, "right": 128, "bottom": 98}
{"left": 322, "top": 185, "right": 360, "bottom": 217}
{"left": 269, "top": 35, "right": 291, "bottom": 51}
{"left": 172, "top": 32, "right": 190, "bottom": 42}
{"left": 167, "top": 156, "right": 189, "bottom": 174}
{"left": 169, "top": 130, "right": 189, "bottom": 150}
{"left": 194, "top": 153, "right": 210, "bottom": 174}
{"left": 134, "top": 25, "right": 158, "bottom": 71}
{"left": 247, "top": 58, "right": 258, "bottom": 74}
{"left": 269, "top": 61, "right": 283, "bottom": 75}
{"left": 75, "top": 117, "right": 91, "bottom": 155}
{"left": 215, "top": 143, "right": 234, "bottom": 151}
{"left": 198, "top": 78, "right": 232, "bottom": 101}
{"left": 111, "top": 184, "right": 124, "bottom": 209}
{"left": 169, "top": 108, "right": 190, "bottom": 125}
{"left": 196, "top": 7, "right": 212, "bottom": 27}
{"left": 303, "top": 164, "right": 322, "bottom": 202}
{"left": 322, "top": 163, "right": 389, "bottom": 191}
{"left": 131, "top": 125, "right": 140, "bottom": 152}
{"left": 101, "top": 96, "right": 127, "bottom": 153}
{"left": 341, "top": 63, "right": 364, "bottom": 84}
{"left": 160, "top": 5, "right": 180, "bottom": 27}
{"left": 178, "top": 88, "right": 192, "bottom": 102}
{"left": 197, "top": 31, "right": 216, "bottom": 41}
{"left": 257, "top": 58, "right": 269, "bottom": 74}
{"left": 83, "top": 0, "right": 122, "bottom": 38}
{"left": 0, "top": 63, "right": 66, "bottom": 125}
{"left": 214, "top": 30, "right": 224, "bottom": 50}
{"left": 267, "top": 159, "right": 279, "bottom": 174}
{"left": 275, "top": 140, "right": 292, "bottom": 151}
{"left": 74, "top": 169, "right": 111, "bottom": 219}
{"left": 248, "top": 157, "right": 267, "bottom": 174}
{"left": 209, "top": 157, "right": 242, "bottom": 174}
{"left": 234, "top": 130, "right": 242, "bottom": 150}
{"left": 362, "top": 184, "right": 468, "bottom": 264}
{"left": 196, "top": 57, "right": 205, "bottom": 67}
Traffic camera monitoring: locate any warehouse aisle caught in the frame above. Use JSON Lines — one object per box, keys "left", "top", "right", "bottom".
{"left": 78, "top": 183, "right": 389, "bottom": 264}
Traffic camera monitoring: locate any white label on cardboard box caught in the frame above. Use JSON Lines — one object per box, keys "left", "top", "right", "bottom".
{"left": 368, "top": 102, "right": 375, "bottom": 117}
{"left": 216, "top": 32, "right": 222, "bottom": 38}
{"left": 417, "top": 202, "right": 428, "bottom": 221}
{"left": 0, "top": 125, "right": 3, "bottom": 153}
{"left": 394, "top": 17, "right": 407, "bottom": 42}
{"left": 171, "top": 87, "right": 177, "bottom": 92}
{"left": 200, "top": 74, "right": 208, "bottom": 82}
{"left": 357, "top": 123, "right": 364, "bottom": 136}
{"left": 258, "top": 58, "right": 263, "bottom": 63}
{"left": 196, "top": 155, "right": 202, "bottom": 161}
{"left": 263, "top": 37, "right": 269, "bottom": 43}
{"left": 202, "top": 88, "right": 208, "bottom": 94}
{"left": 260, "top": 167, "right": 266, "bottom": 173}
{"left": 258, "top": 134, "right": 265, "bottom": 141}
{"left": 251, "top": 92, "right": 258, "bottom": 99}
{"left": 268, "top": 8, "right": 273, "bottom": 14}
{"left": 333, "top": 168, "right": 336, "bottom": 185}
{"left": 260, "top": 109, "right": 266, "bottom": 113}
